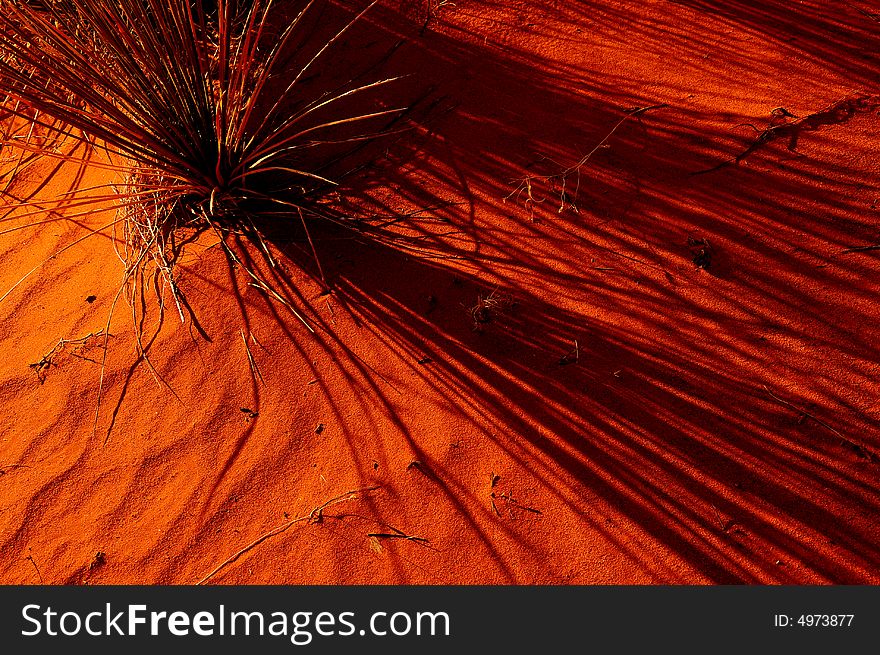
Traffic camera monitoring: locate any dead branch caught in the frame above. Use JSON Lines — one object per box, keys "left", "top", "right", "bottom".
{"left": 196, "top": 485, "right": 382, "bottom": 585}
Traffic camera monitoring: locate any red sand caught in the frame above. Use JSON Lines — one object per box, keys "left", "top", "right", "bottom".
{"left": 1, "top": 1, "right": 878, "bottom": 584}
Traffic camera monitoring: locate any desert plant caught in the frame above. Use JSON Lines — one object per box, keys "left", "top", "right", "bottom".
{"left": 470, "top": 289, "right": 515, "bottom": 332}
{"left": 0, "top": 0, "right": 405, "bottom": 329}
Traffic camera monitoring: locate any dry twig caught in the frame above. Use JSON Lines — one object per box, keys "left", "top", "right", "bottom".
{"left": 196, "top": 485, "right": 381, "bottom": 585}
{"left": 506, "top": 104, "right": 667, "bottom": 217}
{"left": 29, "top": 329, "right": 107, "bottom": 383}
{"left": 762, "top": 385, "right": 877, "bottom": 462}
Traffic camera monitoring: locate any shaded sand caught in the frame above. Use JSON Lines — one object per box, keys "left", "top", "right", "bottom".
{"left": 0, "top": 1, "right": 878, "bottom": 584}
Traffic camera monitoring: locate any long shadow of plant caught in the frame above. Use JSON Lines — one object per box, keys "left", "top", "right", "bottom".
{"left": 176, "top": 1, "right": 880, "bottom": 583}
{"left": 253, "top": 0, "right": 880, "bottom": 583}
